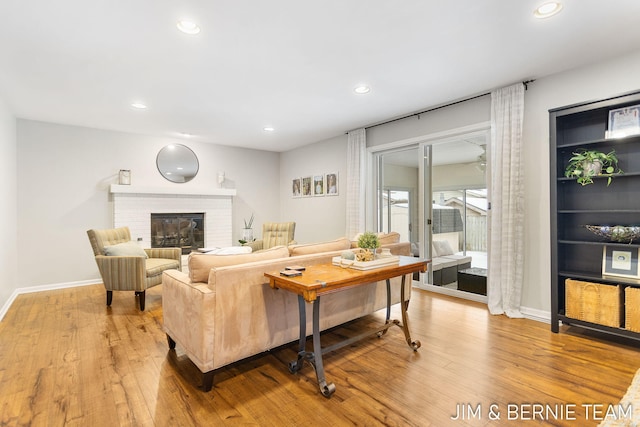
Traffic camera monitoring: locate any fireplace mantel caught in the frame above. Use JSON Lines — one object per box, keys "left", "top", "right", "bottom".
{"left": 110, "top": 184, "right": 236, "bottom": 197}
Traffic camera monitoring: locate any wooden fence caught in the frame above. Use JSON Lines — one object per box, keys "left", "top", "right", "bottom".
{"left": 465, "top": 216, "right": 487, "bottom": 251}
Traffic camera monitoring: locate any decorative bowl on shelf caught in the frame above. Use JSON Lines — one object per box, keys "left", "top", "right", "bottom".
{"left": 584, "top": 225, "right": 640, "bottom": 243}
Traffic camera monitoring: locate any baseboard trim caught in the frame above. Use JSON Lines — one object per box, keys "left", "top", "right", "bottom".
{"left": 520, "top": 306, "right": 551, "bottom": 324}
{"left": 412, "top": 281, "right": 551, "bottom": 324}
{"left": 0, "top": 279, "right": 100, "bottom": 322}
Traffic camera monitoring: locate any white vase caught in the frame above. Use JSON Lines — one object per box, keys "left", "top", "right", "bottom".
{"left": 242, "top": 228, "right": 253, "bottom": 242}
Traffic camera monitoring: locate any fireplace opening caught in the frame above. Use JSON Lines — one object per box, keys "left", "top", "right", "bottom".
{"left": 151, "top": 213, "right": 204, "bottom": 255}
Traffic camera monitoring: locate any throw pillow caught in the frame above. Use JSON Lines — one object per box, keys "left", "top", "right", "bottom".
{"left": 377, "top": 231, "right": 401, "bottom": 245}
{"left": 103, "top": 241, "right": 148, "bottom": 258}
{"left": 433, "top": 240, "right": 455, "bottom": 256}
{"left": 204, "top": 246, "right": 252, "bottom": 255}
{"left": 188, "top": 245, "right": 289, "bottom": 282}
{"left": 288, "top": 237, "right": 351, "bottom": 256}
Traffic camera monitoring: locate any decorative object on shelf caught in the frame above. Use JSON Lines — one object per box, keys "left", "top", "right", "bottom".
{"left": 357, "top": 231, "right": 380, "bottom": 260}
{"left": 217, "top": 171, "right": 225, "bottom": 187}
{"left": 585, "top": 225, "right": 640, "bottom": 243}
{"left": 240, "top": 213, "right": 255, "bottom": 244}
{"left": 607, "top": 104, "right": 640, "bottom": 139}
{"left": 119, "top": 169, "right": 131, "bottom": 185}
{"left": 602, "top": 245, "right": 640, "bottom": 279}
{"left": 564, "top": 148, "right": 622, "bottom": 186}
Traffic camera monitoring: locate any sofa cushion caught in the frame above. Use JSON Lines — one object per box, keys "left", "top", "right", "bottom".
{"left": 103, "top": 241, "right": 148, "bottom": 258}
{"left": 188, "top": 245, "right": 289, "bottom": 282}
{"left": 288, "top": 237, "right": 351, "bottom": 256}
{"left": 377, "top": 231, "right": 401, "bottom": 245}
{"left": 146, "top": 258, "right": 181, "bottom": 278}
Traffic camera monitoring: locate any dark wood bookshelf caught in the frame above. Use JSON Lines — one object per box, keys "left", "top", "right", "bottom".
{"left": 550, "top": 89, "right": 640, "bottom": 340}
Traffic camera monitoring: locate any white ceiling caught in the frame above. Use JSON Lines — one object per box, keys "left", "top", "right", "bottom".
{"left": 1, "top": 1, "right": 640, "bottom": 153}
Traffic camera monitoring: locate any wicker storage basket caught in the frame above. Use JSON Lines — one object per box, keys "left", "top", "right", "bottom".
{"left": 565, "top": 279, "right": 621, "bottom": 328}
{"left": 625, "top": 287, "right": 640, "bottom": 332}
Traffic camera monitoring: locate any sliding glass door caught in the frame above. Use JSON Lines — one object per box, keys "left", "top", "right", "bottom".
{"left": 373, "top": 129, "right": 489, "bottom": 300}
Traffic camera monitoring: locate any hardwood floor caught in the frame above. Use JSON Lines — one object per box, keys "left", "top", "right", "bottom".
{"left": 1, "top": 283, "right": 639, "bottom": 426}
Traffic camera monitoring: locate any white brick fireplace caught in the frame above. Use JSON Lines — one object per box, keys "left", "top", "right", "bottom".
{"left": 110, "top": 185, "right": 236, "bottom": 250}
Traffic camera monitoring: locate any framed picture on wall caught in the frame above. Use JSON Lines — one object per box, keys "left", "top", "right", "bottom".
{"left": 292, "top": 178, "right": 301, "bottom": 198}
{"left": 325, "top": 172, "right": 338, "bottom": 196}
{"left": 302, "top": 176, "right": 312, "bottom": 197}
{"left": 602, "top": 246, "right": 640, "bottom": 279}
{"left": 313, "top": 175, "right": 324, "bottom": 196}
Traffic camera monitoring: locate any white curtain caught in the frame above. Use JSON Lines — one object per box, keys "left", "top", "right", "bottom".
{"left": 488, "top": 83, "right": 525, "bottom": 318}
{"left": 346, "top": 128, "right": 366, "bottom": 239}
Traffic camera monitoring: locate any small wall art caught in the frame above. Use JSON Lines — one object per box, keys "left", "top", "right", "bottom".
{"left": 292, "top": 173, "right": 339, "bottom": 198}
{"left": 301, "top": 176, "right": 312, "bottom": 197}
{"left": 313, "top": 175, "right": 324, "bottom": 196}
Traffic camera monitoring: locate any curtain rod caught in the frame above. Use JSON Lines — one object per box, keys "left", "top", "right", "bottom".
{"left": 350, "top": 79, "right": 535, "bottom": 132}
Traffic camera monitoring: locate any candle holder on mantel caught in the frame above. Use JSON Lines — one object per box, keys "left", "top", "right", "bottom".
{"left": 119, "top": 169, "right": 131, "bottom": 185}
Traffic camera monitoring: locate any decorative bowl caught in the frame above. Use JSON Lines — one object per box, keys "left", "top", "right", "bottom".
{"left": 584, "top": 225, "right": 640, "bottom": 243}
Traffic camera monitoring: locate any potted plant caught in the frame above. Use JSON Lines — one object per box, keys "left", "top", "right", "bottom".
{"left": 240, "top": 213, "right": 254, "bottom": 244}
{"left": 564, "top": 149, "right": 623, "bottom": 186}
{"left": 357, "top": 231, "right": 380, "bottom": 261}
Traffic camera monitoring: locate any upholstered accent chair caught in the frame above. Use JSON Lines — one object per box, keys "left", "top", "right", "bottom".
{"left": 87, "top": 226, "right": 181, "bottom": 310}
{"left": 244, "top": 222, "right": 296, "bottom": 252}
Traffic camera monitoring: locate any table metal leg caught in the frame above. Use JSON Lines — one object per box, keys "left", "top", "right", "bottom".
{"left": 399, "top": 275, "right": 421, "bottom": 350}
{"left": 311, "top": 297, "right": 336, "bottom": 397}
{"left": 288, "top": 295, "right": 336, "bottom": 397}
{"left": 288, "top": 295, "right": 308, "bottom": 374}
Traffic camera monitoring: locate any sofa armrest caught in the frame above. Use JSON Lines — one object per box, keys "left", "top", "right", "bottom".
{"left": 243, "top": 240, "right": 264, "bottom": 252}
{"left": 94, "top": 255, "right": 146, "bottom": 290}
{"left": 162, "top": 270, "right": 217, "bottom": 373}
{"left": 145, "top": 247, "right": 181, "bottom": 262}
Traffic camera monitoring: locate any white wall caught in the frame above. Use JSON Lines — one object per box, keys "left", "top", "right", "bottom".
{"left": 521, "top": 49, "right": 640, "bottom": 313}
{"left": 366, "top": 94, "right": 491, "bottom": 148}
{"left": 16, "top": 120, "right": 280, "bottom": 287}
{"left": 0, "top": 97, "right": 17, "bottom": 308}
{"left": 280, "top": 134, "right": 347, "bottom": 243}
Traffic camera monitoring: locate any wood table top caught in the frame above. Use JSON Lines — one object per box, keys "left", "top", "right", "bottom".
{"left": 265, "top": 255, "right": 428, "bottom": 302}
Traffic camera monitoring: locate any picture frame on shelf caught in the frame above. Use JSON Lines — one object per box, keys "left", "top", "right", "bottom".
{"left": 602, "top": 245, "right": 640, "bottom": 279}
{"left": 292, "top": 178, "right": 301, "bottom": 198}
{"left": 325, "top": 172, "right": 338, "bottom": 196}
{"left": 607, "top": 104, "right": 640, "bottom": 139}
{"left": 313, "top": 174, "right": 324, "bottom": 196}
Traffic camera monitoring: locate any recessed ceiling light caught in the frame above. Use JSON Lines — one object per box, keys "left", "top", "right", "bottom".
{"left": 263, "top": 127, "right": 275, "bottom": 132}
{"left": 131, "top": 102, "right": 147, "bottom": 109}
{"left": 177, "top": 20, "right": 201, "bottom": 35}
{"left": 354, "top": 85, "right": 371, "bottom": 94}
{"left": 534, "top": 2, "right": 563, "bottom": 18}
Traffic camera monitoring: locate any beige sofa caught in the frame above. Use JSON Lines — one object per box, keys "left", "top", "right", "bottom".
{"left": 162, "top": 233, "right": 411, "bottom": 391}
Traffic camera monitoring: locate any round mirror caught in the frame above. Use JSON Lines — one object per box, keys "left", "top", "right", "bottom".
{"left": 156, "top": 144, "right": 199, "bottom": 183}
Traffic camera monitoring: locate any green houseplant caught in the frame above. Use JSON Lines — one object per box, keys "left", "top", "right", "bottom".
{"left": 564, "top": 149, "right": 622, "bottom": 186}
{"left": 357, "top": 231, "right": 380, "bottom": 261}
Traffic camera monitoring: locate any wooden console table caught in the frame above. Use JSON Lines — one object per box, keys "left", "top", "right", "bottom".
{"left": 265, "top": 256, "right": 428, "bottom": 397}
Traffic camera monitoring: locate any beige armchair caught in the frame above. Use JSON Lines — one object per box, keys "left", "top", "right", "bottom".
{"left": 87, "top": 226, "right": 181, "bottom": 310}
{"left": 244, "top": 222, "right": 296, "bottom": 252}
